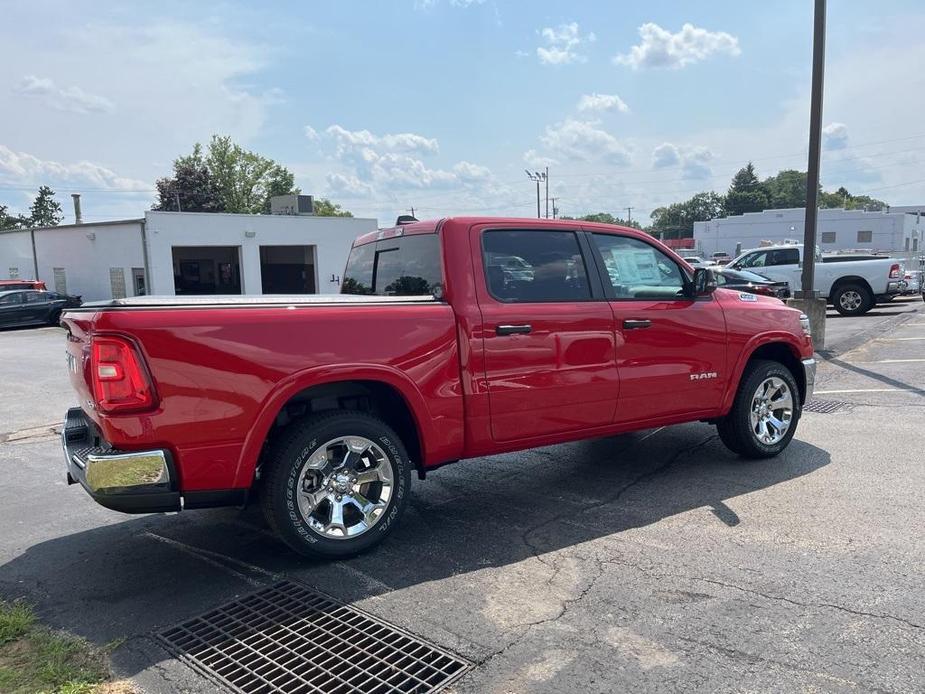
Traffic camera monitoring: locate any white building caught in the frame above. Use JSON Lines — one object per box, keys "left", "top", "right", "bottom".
{"left": 0, "top": 207, "right": 376, "bottom": 302}
{"left": 694, "top": 207, "right": 922, "bottom": 260}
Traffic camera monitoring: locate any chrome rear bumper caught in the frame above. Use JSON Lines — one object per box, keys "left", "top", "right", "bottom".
{"left": 62, "top": 407, "right": 179, "bottom": 513}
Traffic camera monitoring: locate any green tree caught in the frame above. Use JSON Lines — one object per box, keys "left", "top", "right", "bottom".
{"left": 313, "top": 197, "right": 353, "bottom": 217}
{"left": 153, "top": 144, "right": 223, "bottom": 212}
{"left": 27, "top": 186, "right": 63, "bottom": 227}
{"left": 649, "top": 192, "right": 726, "bottom": 235}
{"left": 0, "top": 204, "right": 25, "bottom": 231}
{"left": 761, "top": 169, "right": 807, "bottom": 209}
{"left": 725, "top": 162, "right": 768, "bottom": 216}
{"left": 204, "top": 135, "right": 299, "bottom": 214}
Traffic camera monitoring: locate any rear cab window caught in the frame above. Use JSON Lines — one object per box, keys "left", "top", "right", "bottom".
{"left": 342, "top": 234, "right": 442, "bottom": 296}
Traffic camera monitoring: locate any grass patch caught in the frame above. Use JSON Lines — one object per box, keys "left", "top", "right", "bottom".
{"left": 0, "top": 601, "right": 133, "bottom": 694}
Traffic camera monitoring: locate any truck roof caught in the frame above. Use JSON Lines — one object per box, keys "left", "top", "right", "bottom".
{"left": 352, "top": 216, "right": 647, "bottom": 247}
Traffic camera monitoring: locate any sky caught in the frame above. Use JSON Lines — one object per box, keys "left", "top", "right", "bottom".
{"left": 2, "top": 0, "right": 925, "bottom": 226}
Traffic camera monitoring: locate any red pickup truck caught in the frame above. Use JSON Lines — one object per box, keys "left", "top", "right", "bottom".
{"left": 61, "top": 218, "right": 815, "bottom": 557}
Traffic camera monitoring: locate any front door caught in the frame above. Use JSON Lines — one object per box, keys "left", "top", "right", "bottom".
{"left": 588, "top": 232, "right": 727, "bottom": 423}
{"left": 476, "top": 228, "right": 619, "bottom": 442}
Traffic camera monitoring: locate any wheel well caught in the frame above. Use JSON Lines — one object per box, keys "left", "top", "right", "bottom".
{"left": 264, "top": 380, "right": 423, "bottom": 475}
{"left": 829, "top": 276, "right": 873, "bottom": 300}
{"left": 746, "top": 343, "right": 805, "bottom": 403}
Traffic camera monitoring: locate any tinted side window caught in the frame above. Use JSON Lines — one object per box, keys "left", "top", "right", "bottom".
{"left": 592, "top": 234, "right": 686, "bottom": 300}
{"left": 768, "top": 249, "right": 799, "bottom": 266}
{"left": 24, "top": 291, "right": 46, "bottom": 303}
{"left": 0, "top": 293, "right": 23, "bottom": 305}
{"left": 342, "top": 234, "right": 442, "bottom": 296}
{"left": 482, "top": 230, "right": 591, "bottom": 302}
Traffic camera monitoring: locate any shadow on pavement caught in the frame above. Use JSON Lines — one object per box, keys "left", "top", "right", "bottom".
{"left": 0, "top": 425, "right": 830, "bottom": 680}
{"left": 822, "top": 355, "right": 925, "bottom": 397}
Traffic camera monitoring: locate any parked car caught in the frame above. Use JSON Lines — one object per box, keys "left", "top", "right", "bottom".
{"left": 716, "top": 268, "right": 791, "bottom": 299}
{"left": 0, "top": 290, "right": 81, "bottom": 328}
{"left": 728, "top": 244, "right": 903, "bottom": 316}
{"left": 711, "top": 252, "right": 732, "bottom": 265}
{"left": 901, "top": 270, "right": 921, "bottom": 295}
{"left": 677, "top": 254, "right": 715, "bottom": 269}
{"left": 60, "top": 217, "right": 815, "bottom": 558}
{"left": 0, "top": 279, "right": 47, "bottom": 291}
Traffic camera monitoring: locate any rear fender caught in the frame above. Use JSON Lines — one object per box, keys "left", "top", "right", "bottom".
{"left": 233, "top": 364, "right": 432, "bottom": 487}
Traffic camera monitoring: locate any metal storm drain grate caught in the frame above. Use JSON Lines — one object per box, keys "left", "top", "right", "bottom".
{"left": 159, "top": 581, "right": 471, "bottom": 694}
{"left": 803, "top": 399, "right": 854, "bottom": 414}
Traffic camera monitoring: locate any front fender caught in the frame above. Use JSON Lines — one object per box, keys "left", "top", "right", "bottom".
{"left": 721, "top": 332, "right": 807, "bottom": 413}
{"left": 232, "top": 363, "right": 434, "bottom": 487}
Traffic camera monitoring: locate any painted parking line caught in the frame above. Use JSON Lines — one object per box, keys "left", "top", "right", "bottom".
{"left": 876, "top": 337, "right": 925, "bottom": 341}
{"left": 847, "top": 359, "right": 925, "bottom": 364}
{"left": 814, "top": 388, "right": 914, "bottom": 395}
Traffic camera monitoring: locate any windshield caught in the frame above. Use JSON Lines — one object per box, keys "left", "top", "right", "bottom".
{"left": 342, "top": 234, "right": 442, "bottom": 296}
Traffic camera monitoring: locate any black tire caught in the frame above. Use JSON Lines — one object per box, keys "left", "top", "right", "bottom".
{"left": 48, "top": 310, "right": 62, "bottom": 326}
{"left": 261, "top": 410, "right": 412, "bottom": 558}
{"left": 717, "top": 359, "right": 801, "bottom": 459}
{"left": 832, "top": 283, "right": 872, "bottom": 316}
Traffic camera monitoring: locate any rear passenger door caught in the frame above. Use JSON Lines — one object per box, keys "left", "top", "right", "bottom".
{"left": 475, "top": 227, "right": 619, "bottom": 443}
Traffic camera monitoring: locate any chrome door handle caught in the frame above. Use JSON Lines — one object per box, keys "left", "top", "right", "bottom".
{"left": 623, "top": 319, "right": 652, "bottom": 330}
{"left": 496, "top": 324, "right": 532, "bottom": 336}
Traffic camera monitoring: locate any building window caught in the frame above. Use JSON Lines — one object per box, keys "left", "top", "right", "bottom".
{"left": 259, "top": 245, "right": 317, "bottom": 294}
{"left": 53, "top": 268, "right": 67, "bottom": 294}
{"left": 820, "top": 231, "right": 836, "bottom": 244}
{"left": 172, "top": 246, "right": 242, "bottom": 295}
{"left": 857, "top": 230, "right": 872, "bottom": 243}
{"left": 109, "top": 267, "right": 126, "bottom": 299}
{"left": 132, "top": 268, "right": 146, "bottom": 296}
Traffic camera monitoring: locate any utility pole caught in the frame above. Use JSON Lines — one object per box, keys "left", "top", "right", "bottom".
{"left": 625, "top": 207, "right": 633, "bottom": 223}
{"left": 525, "top": 170, "right": 547, "bottom": 219}
{"left": 175, "top": 191, "right": 182, "bottom": 212}
{"left": 551, "top": 197, "right": 559, "bottom": 219}
{"left": 791, "top": 0, "right": 827, "bottom": 349}
{"left": 545, "top": 166, "right": 549, "bottom": 219}
{"left": 407, "top": 207, "right": 416, "bottom": 218}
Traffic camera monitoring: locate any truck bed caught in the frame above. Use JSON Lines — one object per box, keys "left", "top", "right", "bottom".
{"left": 73, "top": 294, "right": 439, "bottom": 310}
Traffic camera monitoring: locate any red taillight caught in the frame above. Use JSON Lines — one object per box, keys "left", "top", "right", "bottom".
{"left": 91, "top": 336, "right": 156, "bottom": 413}
{"left": 889, "top": 264, "right": 901, "bottom": 279}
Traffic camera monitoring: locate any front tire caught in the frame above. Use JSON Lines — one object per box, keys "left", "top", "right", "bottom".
{"left": 717, "top": 360, "right": 801, "bottom": 459}
{"left": 832, "top": 283, "right": 872, "bottom": 316}
{"left": 261, "top": 411, "right": 412, "bottom": 558}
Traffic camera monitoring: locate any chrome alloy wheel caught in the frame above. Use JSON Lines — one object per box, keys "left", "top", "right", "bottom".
{"left": 839, "top": 290, "right": 863, "bottom": 312}
{"left": 749, "top": 377, "right": 794, "bottom": 445}
{"left": 296, "top": 436, "right": 394, "bottom": 539}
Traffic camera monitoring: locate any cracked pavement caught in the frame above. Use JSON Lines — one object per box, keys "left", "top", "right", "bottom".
{"left": 0, "top": 300, "right": 923, "bottom": 693}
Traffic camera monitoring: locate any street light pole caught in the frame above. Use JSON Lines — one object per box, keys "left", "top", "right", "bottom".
{"left": 545, "top": 166, "right": 549, "bottom": 219}
{"left": 525, "top": 170, "right": 547, "bottom": 219}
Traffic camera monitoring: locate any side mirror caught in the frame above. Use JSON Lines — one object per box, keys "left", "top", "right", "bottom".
{"left": 692, "top": 268, "right": 717, "bottom": 297}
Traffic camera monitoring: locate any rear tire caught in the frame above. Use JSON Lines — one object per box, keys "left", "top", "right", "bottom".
{"left": 261, "top": 411, "right": 412, "bottom": 558}
{"left": 717, "top": 359, "right": 801, "bottom": 459}
{"left": 832, "top": 283, "right": 872, "bottom": 316}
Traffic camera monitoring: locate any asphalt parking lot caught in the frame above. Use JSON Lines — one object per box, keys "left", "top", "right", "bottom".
{"left": 1, "top": 298, "right": 923, "bottom": 693}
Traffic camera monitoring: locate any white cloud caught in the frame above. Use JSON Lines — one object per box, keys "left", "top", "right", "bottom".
{"left": 649, "top": 142, "right": 714, "bottom": 179}
{"left": 326, "top": 172, "right": 374, "bottom": 197}
{"left": 325, "top": 125, "right": 439, "bottom": 156}
{"left": 537, "top": 22, "right": 596, "bottom": 65}
{"left": 577, "top": 93, "right": 629, "bottom": 114}
{"left": 452, "top": 160, "right": 492, "bottom": 182}
{"left": 0, "top": 144, "right": 150, "bottom": 192}
{"left": 822, "top": 122, "right": 849, "bottom": 150}
{"left": 652, "top": 142, "right": 681, "bottom": 168}
{"left": 304, "top": 125, "right": 319, "bottom": 141}
{"left": 523, "top": 149, "right": 558, "bottom": 168}
{"left": 538, "top": 119, "right": 631, "bottom": 165}
{"left": 680, "top": 146, "right": 714, "bottom": 179}
{"left": 615, "top": 23, "right": 740, "bottom": 70}
{"left": 13, "top": 75, "right": 114, "bottom": 114}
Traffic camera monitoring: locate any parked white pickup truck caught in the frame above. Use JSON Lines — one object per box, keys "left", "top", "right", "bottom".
{"left": 728, "top": 244, "right": 903, "bottom": 316}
